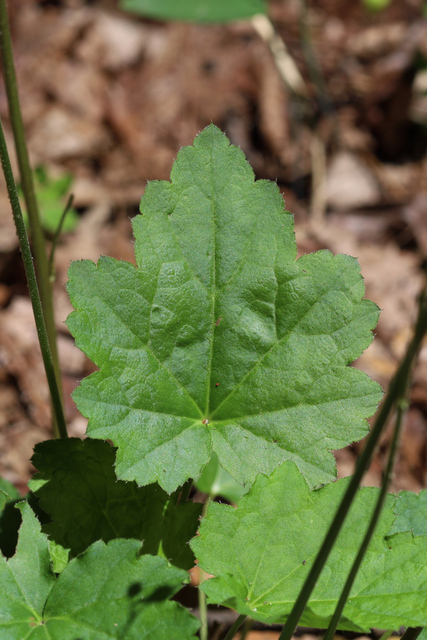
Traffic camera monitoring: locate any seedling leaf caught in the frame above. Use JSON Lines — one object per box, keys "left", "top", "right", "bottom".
{"left": 0, "top": 501, "right": 199, "bottom": 638}
{"left": 192, "top": 461, "right": 427, "bottom": 631}
{"left": 120, "top": 0, "right": 267, "bottom": 23}
{"left": 30, "top": 438, "right": 201, "bottom": 568}
{"left": 67, "top": 124, "right": 381, "bottom": 493}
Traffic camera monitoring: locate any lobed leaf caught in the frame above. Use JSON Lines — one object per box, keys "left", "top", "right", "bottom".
{"left": 192, "top": 461, "right": 427, "bottom": 631}
{"left": 120, "top": 0, "right": 267, "bottom": 23}
{"left": 0, "top": 502, "right": 199, "bottom": 639}
{"left": 30, "top": 438, "right": 201, "bottom": 569}
{"left": 67, "top": 124, "right": 382, "bottom": 493}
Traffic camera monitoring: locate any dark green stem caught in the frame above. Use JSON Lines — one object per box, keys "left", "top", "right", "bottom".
{"left": 222, "top": 614, "right": 247, "bottom": 640}
{"left": 400, "top": 629, "right": 423, "bottom": 640}
{"left": 0, "top": 0, "right": 63, "bottom": 436}
{"left": 177, "top": 478, "right": 193, "bottom": 505}
{"left": 199, "top": 498, "right": 211, "bottom": 640}
{"left": 0, "top": 115, "right": 67, "bottom": 439}
{"left": 48, "top": 193, "right": 74, "bottom": 279}
{"left": 279, "top": 280, "right": 427, "bottom": 640}
{"left": 322, "top": 400, "right": 405, "bottom": 640}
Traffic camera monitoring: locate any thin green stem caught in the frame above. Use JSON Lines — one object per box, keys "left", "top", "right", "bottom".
{"left": 279, "top": 280, "right": 427, "bottom": 640}
{"left": 239, "top": 617, "right": 252, "bottom": 640}
{"left": 177, "top": 478, "right": 193, "bottom": 505}
{"left": 0, "top": 0, "right": 63, "bottom": 436}
{"left": 322, "top": 400, "right": 405, "bottom": 640}
{"left": 199, "top": 498, "right": 211, "bottom": 640}
{"left": 400, "top": 629, "right": 423, "bottom": 640}
{"left": 222, "top": 614, "right": 247, "bottom": 640}
{"left": 198, "top": 573, "right": 208, "bottom": 640}
{"left": 0, "top": 115, "right": 67, "bottom": 439}
{"left": 48, "top": 193, "right": 74, "bottom": 279}
{"left": 378, "top": 631, "right": 393, "bottom": 640}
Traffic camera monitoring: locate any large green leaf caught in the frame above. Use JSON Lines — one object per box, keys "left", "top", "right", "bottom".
{"left": 389, "top": 489, "right": 427, "bottom": 536}
{"left": 67, "top": 124, "right": 381, "bottom": 493}
{"left": 29, "top": 438, "right": 201, "bottom": 568}
{"left": 0, "top": 502, "right": 199, "bottom": 639}
{"left": 120, "top": 0, "right": 266, "bottom": 23}
{"left": 191, "top": 461, "right": 427, "bottom": 631}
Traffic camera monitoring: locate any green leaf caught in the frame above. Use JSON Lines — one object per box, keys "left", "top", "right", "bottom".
{"left": 67, "top": 124, "right": 381, "bottom": 493}
{"left": 30, "top": 438, "right": 201, "bottom": 569}
{"left": 0, "top": 477, "right": 21, "bottom": 502}
{"left": 389, "top": 489, "right": 427, "bottom": 536}
{"left": 120, "top": 0, "right": 266, "bottom": 23}
{"left": 0, "top": 490, "right": 9, "bottom": 513}
{"left": 0, "top": 502, "right": 199, "bottom": 639}
{"left": 191, "top": 461, "right": 427, "bottom": 631}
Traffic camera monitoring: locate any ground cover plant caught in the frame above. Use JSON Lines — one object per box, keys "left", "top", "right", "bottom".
{"left": 1, "top": 2, "right": 427, "bottom": 640}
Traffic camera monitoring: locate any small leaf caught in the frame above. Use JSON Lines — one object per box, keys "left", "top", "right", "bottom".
{"left": 192, "top": 461, "right": 427, "bottom": 631}
{"left": 30, "top": 438, "right": 201, "bottom": 569}
{"left": 67, "top": 124, "right": 381, "bottom": 493}
{"left": 0, "top": 502, "right": 199, "bottom": 639}
{"left": 120, "top": 0, "right": 266, "bottom": 23}
{"left": 389, "top": 489, "right": 427, "bottom": 536}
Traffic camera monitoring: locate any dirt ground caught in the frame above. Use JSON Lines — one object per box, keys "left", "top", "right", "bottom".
{"left": 0, "top": 0, "right": 427, "bottom": 518}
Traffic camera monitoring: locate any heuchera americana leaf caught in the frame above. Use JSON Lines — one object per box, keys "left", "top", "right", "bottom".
{"left": 192, "top": 461, "right": 427, "bottom": 631}
{"left": 0, "top": 502, "right": 199, "bottom": 639}
{"left": 29, "top": 438, "right": 201, "bottom": 569}
{"left": 67, "top": 124, "right": 382, "bottom": 493}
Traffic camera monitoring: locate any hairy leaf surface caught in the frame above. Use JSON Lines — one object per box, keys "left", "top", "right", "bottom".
{"left": 192, "top": 461, "right": 427, "bottom": 631}
{"left": 67, "top": 124, "right": 381, "bottom": 492}
{"left": 120, "top": 0, "right": 266, "bottom": 23}
{"left": 0, "top": 502, "right": 199, "bottom": 639}
{"left": 389, "top": 489, "right": 427, "bottom": 536}
{"left": 30, "top": 438, "right": 201, "bottom": 568}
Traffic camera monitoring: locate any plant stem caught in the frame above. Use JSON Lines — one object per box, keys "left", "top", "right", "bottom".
{"left": 279, "top": 279, "right": 427, "bottom": 640}
{"left": 0, "top": 115, "right": 67, "bottom": 439}
{"left": 198, "top": 569, "right": 208, "bottom": 640}
{"left": 400, "top": 629, "right": 423, "bottom": 640}
{"left": 48, "top": 193, "right": 74, "bottom": 280}
{"left": 0, "top": 0, "right": 63, "bottom": 436}
{"left": 177, "top": 478, "right": 193, "bottom": 505}
{"left": 199, "top": 497, "right": 211, "bottom": 640}
{"left": 322, "top": 399, "right": 406, "bottom": 640}
{"left": 222, "top": 614, "right": 247, "bottom": 640}
{"left": 239, "top": 617, "right": 252, "bottom": 640}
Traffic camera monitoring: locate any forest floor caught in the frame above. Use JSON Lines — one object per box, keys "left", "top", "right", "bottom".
{"left": 0, "top": 0, "right": 427, "bottom": 635}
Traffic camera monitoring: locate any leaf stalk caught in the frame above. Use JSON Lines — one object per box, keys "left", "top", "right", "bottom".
{"left": 0, "top": 0, "right": 63, "bottom": 436}
{"left": 0, "top": 115, "right": 67, "bottom": 439}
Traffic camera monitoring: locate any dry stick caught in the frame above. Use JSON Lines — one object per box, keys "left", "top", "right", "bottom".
{"left": 0, "top": 116, "right": 67, "bottom": 439}
{"left": 251, "top": 14, "right": 308, "bottom": 98}
{"left": 0, "top": 0, "right": 63, "bottom": 437}
{"left": 278, "top": 280, "right": 427, "bottom": 640}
